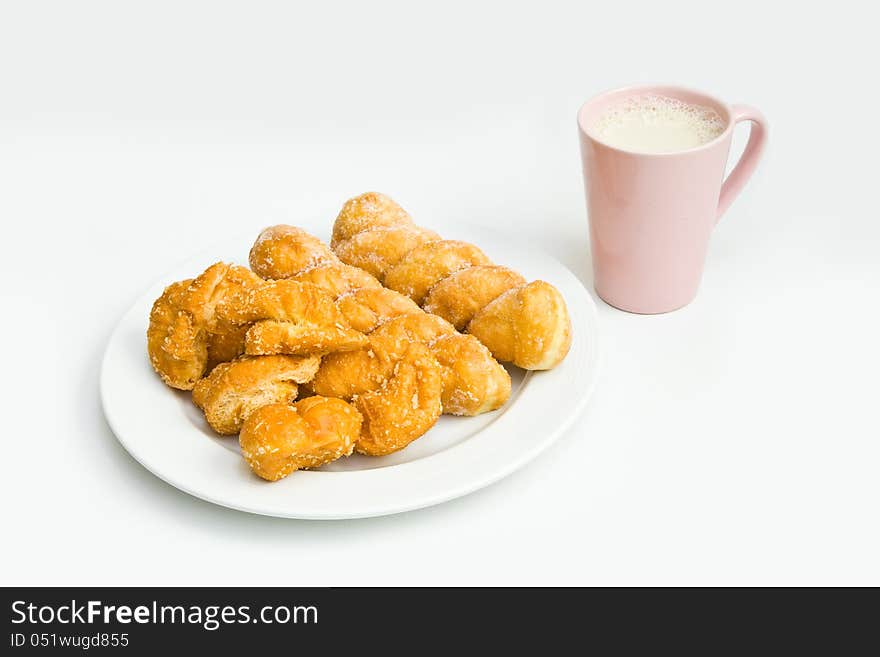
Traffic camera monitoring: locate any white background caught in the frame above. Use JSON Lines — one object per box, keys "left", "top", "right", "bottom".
{"left": 2, "top": 1, "right": 878, "bottom": 586}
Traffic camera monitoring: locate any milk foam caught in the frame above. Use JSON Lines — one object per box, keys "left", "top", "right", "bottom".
{"left": 593, "top": 95, "right": 725, "bottom": 153}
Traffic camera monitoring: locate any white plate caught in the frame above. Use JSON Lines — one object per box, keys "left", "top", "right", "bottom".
{"left": 100, "top": 224, "right": 600, "bottom": 519}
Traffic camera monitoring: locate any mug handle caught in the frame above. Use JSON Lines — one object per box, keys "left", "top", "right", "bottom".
{"left": 717, "top": 104, "right": 768, "bottom": 222}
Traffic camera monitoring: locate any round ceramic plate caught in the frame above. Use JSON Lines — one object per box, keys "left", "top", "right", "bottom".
{"left": 101, "top": 223, "right": 600, "bottom": 519}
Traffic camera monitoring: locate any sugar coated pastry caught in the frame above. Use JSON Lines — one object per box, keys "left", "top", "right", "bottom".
{"left": 248, "top": 226, "right": 511, "bottom": 418}
{"left": 190, "top": 263, "right": 265, "bottom": 370}
{"left": 220, "top": 279, "right": 367, "bottom": 356}
{"left": 384, "top": 239, "right": 492, "bottom": 305}
{"left": 324, "top": 313, "right": 509, "bottom": 416}
{"left": 192, "top": 354, "right": 321, "bottom": 435}
{"left": 468, "top": 281, "right": 572, "bottom": 370}
{"left": 144, "top": 198, "right": 557, "bottom": 484}
{"left": 423, "top": 265, "right": 527, "bottom": 331}
{"left": 332, "top": 225, "right": 441, "bottom": 279}
{"left": 147, "top": 261, "right": 361, "bottom": 391}
{"left": 334, "top": 287, "right": 421, "bottom": 333}
{"left": 239, "top": 398, "right": 362, "bottom": 482}
{"left": 205, "top": 323, "right": 249, "bottom": 371}
{"left": 331, "top": 191, "right": 415, "bottom": 248}
{"left": 249, "top": 225, "right": 338, "bottom": 280}
{"left": 310, "top": 313, "right": 454, "bottom": 399}
{"left": 147, "top": 262, "right": 265, "bottom": 389}
{"left": 291, "top": 261, "right": 382, "bottom": 297}
{"left": 331, "top": 192, "right": 573, "bottom": 370}
{"left": 180, "top": 262, "right": 264, "bottom": 332}
{"left": 429, "top": 333, "right": 511, "bottom": 416}
{"left": 353, "top": 343, "right": 443, "bottom": 456}
{"left": 310, "top": 303, "right": 510, "bottom": 417}
{"left": 147, "top": 279, "right": 207, "bottom": 390}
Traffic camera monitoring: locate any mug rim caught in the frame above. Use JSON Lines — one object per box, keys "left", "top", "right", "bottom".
{"left": 577, "top": 84, "right": 734, "bottom": 157}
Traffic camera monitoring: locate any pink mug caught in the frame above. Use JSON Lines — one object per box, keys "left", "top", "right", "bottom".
{"left": 577, "top": 85, "right": 768, "bottom": 313}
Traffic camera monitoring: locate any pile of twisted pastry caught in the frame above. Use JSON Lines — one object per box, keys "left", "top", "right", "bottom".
{"left": 147, "top": 192, "right": 572, "bottom": 482}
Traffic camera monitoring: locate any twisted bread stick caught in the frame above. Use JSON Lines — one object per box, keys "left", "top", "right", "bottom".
{"left": 147, "top": 262, "right": 364, "bottom": 390}
{"left": 249, "top": 225, "right": 511, "bottom": 417}
{"left": 354, "top": 342, "right": 443, "bottom": 456}
{"left": 147, "top": 262, "right": 265, "bottom": 389}
{"left": 331, "top": 192, "right": 573, "bottom": 370}
{"left": 192, "top": 354, "right": 321, "bottom": 435}
{"left": 220, "top": 279, "right": 367, "bottom": 357}
{"left": 239, "top": 397, "right": 362, "bottom": 481}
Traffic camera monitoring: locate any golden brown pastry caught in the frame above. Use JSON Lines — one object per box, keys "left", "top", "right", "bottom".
{"left": 331, "top": 191, "right": 415, "bottom": 248}
{"left": 147, "top": 262, "right": 265, "bottom": 389}
{"left": 353, "top": 343, "right": 443, "bottom": 456}
{"left": 330, "top": 192, "right": 572, "bottom": 370}
{"left": 384, "top": 239, "right": 492, "bottom": 304}
{"left": 205, "top": 324, "right": 249, "bottom": 371}
{"left": 310, "top": 313, "right": 454, "bottom": 399}
{"left": 249, "top": 225, "right": 338, "bottom": 280}
{"left": 430, "top": 333, "right": 511, "bottom": 416}
{"left": 468, "top": 281, "right": 572, "bottom": 370}
{"left": 423, "top": 265, "right": 527, "bottom": 331}
{"left": 191, "top": 263, "right": 265, "bottom": 370}
{"left": 181, "top": 262, "right": 264, "bottom": 331}
{"left": 335, "top": 287, "right": 421, "bottom": 333}
{"left": 147, "top": 260, "right": 363, "bottom": 394}
{"left": 248, "top": 226, "right": 511, "bottom": 419}
{"left": 147, "top": 209, "right": 543, "bottom": 480}
{"left": 311, "top": 298, "right": 511, "bottom": 418}
{"left": 292, "top": 261, "right": 382, "bottom": 298}
{"left": 239, "top": 397, "right": 362, "bottom": 481}
{"left": 147, "top": 279, "right": 207, "bottom": 390}
{"left": 333, "top": 225, "right": 440, "bottom": 280}
{"left": 221, "top": 279, "right": 367, "bottom": 357}
{"left": 192, "top": 354, "right": 321, "bottom": 435}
